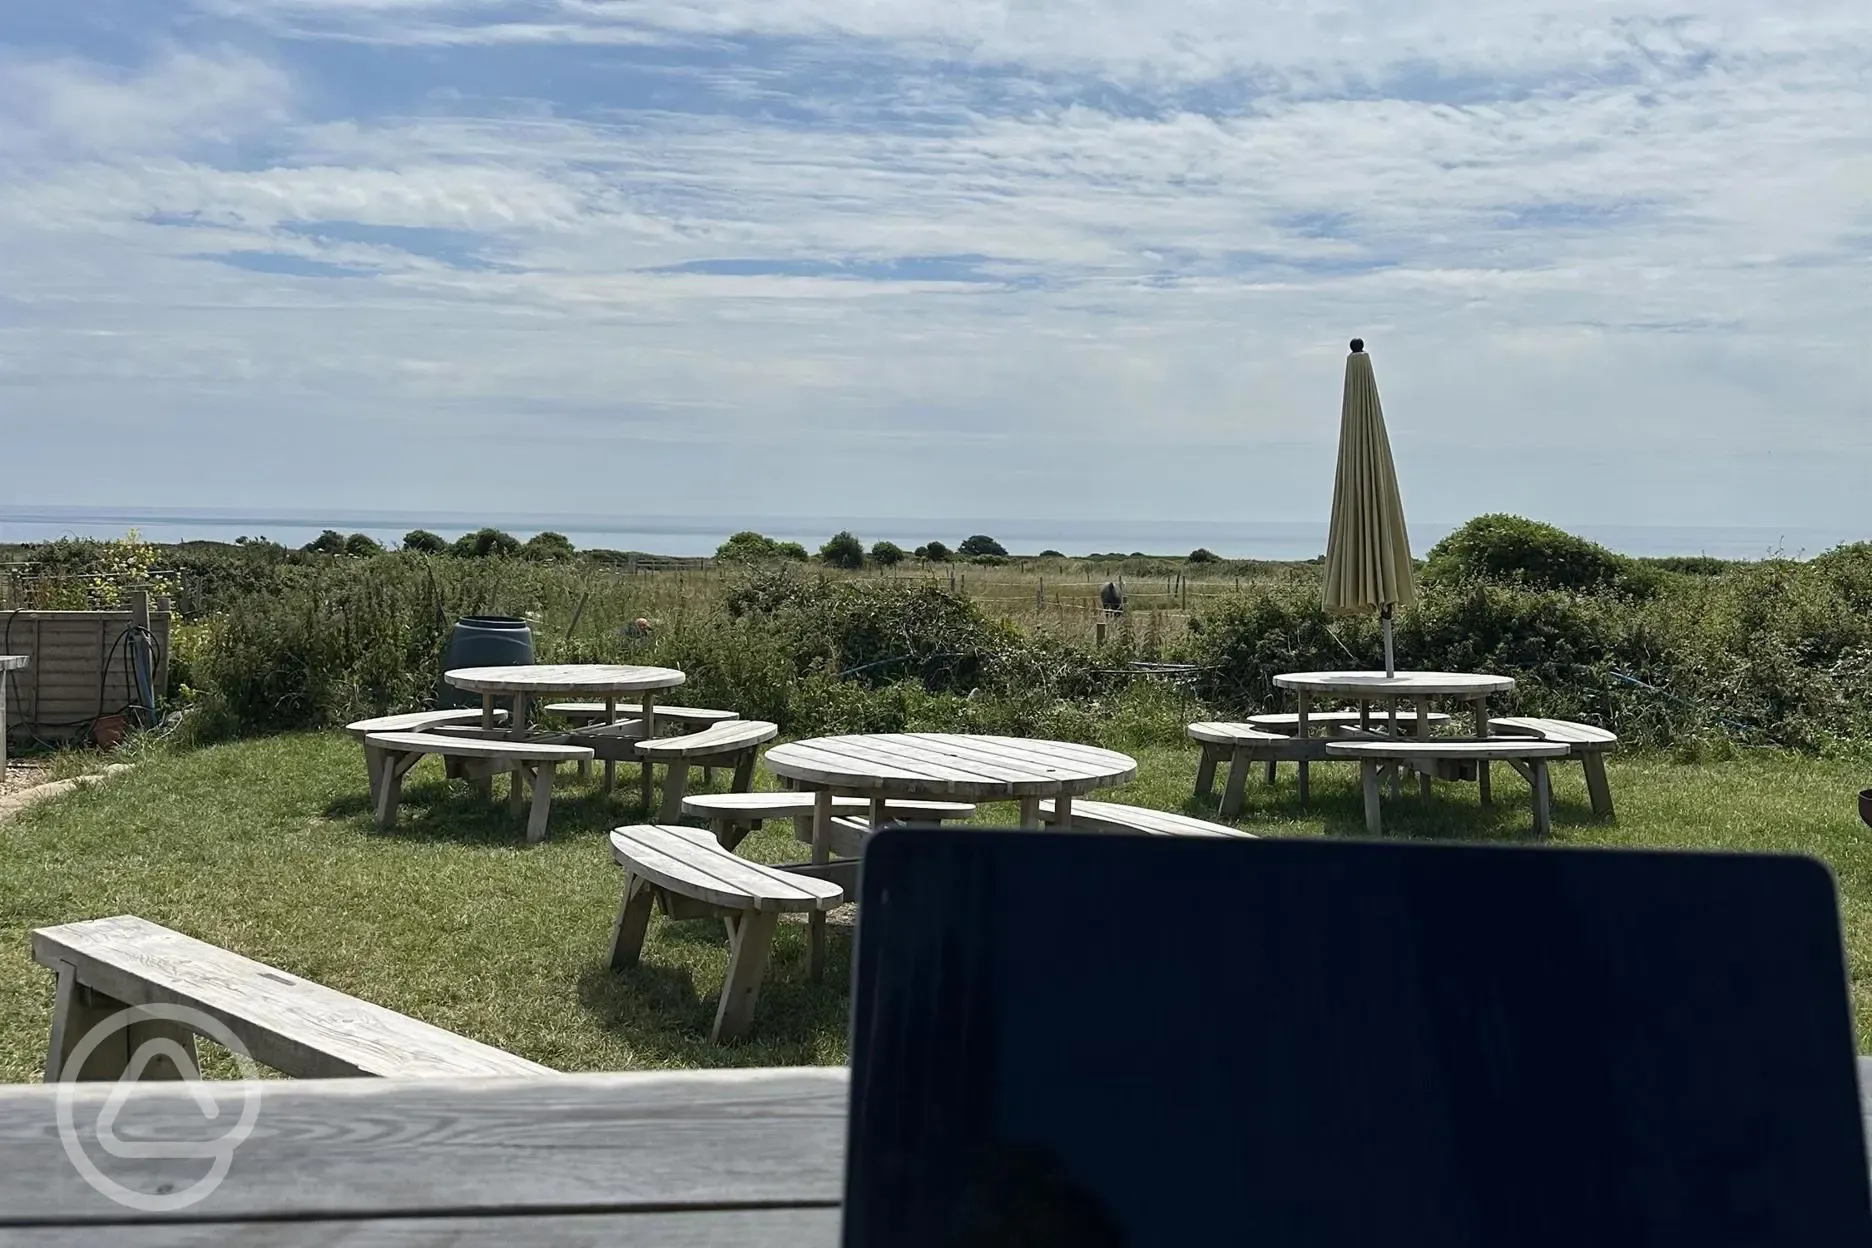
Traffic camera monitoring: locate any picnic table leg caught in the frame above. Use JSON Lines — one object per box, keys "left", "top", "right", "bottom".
{"left": 1194, "top": 746, "right": 1218, "bottom": 799}
{"left": 1530, "top": 759, "right": 1553, "bottom": 838}
{"left": 658, "top": 761, "right": 689, "bottom": 823}
{"left": 45, "top": 964, "right": 198, "bottom": 1083}
{"left": 639, "top": 693, "right": 659, "bottom": 813}
{"left": 1220, "top": 748, "right": 1250, "bottom": 818}
{"left": 508, "top": 692, "right": 530, "bottom": 806}
{"left": 363, "top": 743, "right": 386, "bottom": 810}
{"left": 1053, "top": 794, "right": 1073, "bottom": 831}
{"left": 1295, "top": 692, "right": 1311, "bottom": 804}
{"left": 599, "top": 696, "right": 617, "bottom": 791}
{"left": 1416, "top": 697, "right": 1434, "bottom": 799}
{"left": 1361, "top": 761, "right": 1383, "bottom": 837}
{"left": 1018, "top": 797, "right": 1042, "bottom": 828}
{"left": 607, "top": 875, "right": 656, "bottom": 969}
{"left": 375, "top": 752, "right": 418, "bottom": 830}
{"left": 474, "top": 695, "right": 496, "bottom": 798}
{"left": 1475, "top": 697, "right": 1493, "bottom": 805}
{"left": 1583, "top": 752, "right": 1616, "bottom": 820}
{"left": 808, "top": 789, "right": 833, "bottom": 980}
{"left": 713, "top": 910, "right": 780, "bottom": 1044}
{"left": 526, "top": 764, "right": 557, "bottom": 843}
{"left": 1386, "top": 697, "right": 1402, "bottom": 799}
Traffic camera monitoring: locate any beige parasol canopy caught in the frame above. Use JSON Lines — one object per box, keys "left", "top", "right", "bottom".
{"left": 1322, "top": 339, "right": 1415, "bottom": 673}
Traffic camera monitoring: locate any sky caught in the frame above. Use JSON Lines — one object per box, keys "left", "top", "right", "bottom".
{"left": 2, "top": 0, "right": 1869, "bottom": 538}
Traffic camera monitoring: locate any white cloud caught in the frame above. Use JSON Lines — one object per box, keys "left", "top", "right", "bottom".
{"left": 1, "top": 1, "right": 1869, "bottom": 531}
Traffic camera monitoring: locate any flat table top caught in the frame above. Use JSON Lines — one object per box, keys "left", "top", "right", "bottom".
{"left": 0, "top": 654, "right": 26, "bottom": 671}
{"left": 765, "top": 732, "right": 1138, "bottom": 799}
{"left": 1273, "top": 670, "right": 1516, "bottom": 697}
{"left": 11, "top": 1061, "right": 1872, "bottom": 1241}
{"left": 444, "top": 664, "right": 686, "bottom": 696}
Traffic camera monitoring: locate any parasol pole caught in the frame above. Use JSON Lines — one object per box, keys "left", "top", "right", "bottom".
{"left": 1381, "top": 603, "right": 1396, "bottom": 678}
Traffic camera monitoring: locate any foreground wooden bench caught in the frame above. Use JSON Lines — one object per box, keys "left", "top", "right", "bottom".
{"left": 681, "top": 792, "right": 976, "bottom": 851}
{"left": 1038, "top": 798, "right": 1254, "bottom": 838}
{"left": 364, "top": 731, "right": 592, "bottom": 842}
{"left": 345, "top": 708, "right": 509, "bottom": 804}
{"left": 33, "top": 915, "right": 552, "bottom": 1081}
{"left": 635, "top": 720, "right": 779, "bottom": 822}
{"left": 1325, "top": 739, "right": 1570, "bottom": 838}
{"left": 1187, "top": 722, "right": 1307, "bottom": 816}
{"left": 608, "top": 827, "right": 843, "bottom": 1043}
{"left": 1491, "top": 716, "right": 1620, "bottom": 819}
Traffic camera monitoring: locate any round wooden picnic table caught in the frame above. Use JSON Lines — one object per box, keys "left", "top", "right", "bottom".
{"left": 1270, "top": 670, "right": 1517, "bottom": 804}
{"left": 443, "top": 664, "right": 686, "bottom": 795}
{"left": 764, "top": 731, "right": 1138, "bottom": 976}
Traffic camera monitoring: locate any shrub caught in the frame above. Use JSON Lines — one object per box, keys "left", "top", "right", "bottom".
{"left": 523, "top": 531, "right": 576, "bottom": 562}
{"left": 820, "top": 531, "right": 866, "bottom": 570}
{"left": 402, "top": 530, "right": 447, "bottom": 554}
{"left": 870, "top": 540, "right": 906, "bottom": 567}
{"left": 777, "top": 541, "right": 810, "bottom": 561}
{"left": 1038, "top": 549, "right": 1065, "bottom": 559}
{"left": 916, "top": 541, "right": 952, "bottom": 563}
{"left": 452, "top": 528, "right": 521, "bottom": 559}
{"left": 1188, "top": 548, "right": 1220, "bottom": 564}
{"left": 959, "top": 534, "right": 1008, "bottom": 559}
{"left": 303, "top": 530, "right": 346, "bottom": 555}
{"left": 343, "top": 533, "right": 383, "bottom": 558}
{"left": 716, "top": 531, "right": 783, "bottom": 561}
{"left": 1423, "top": 514, "right": 1645, "bottom": 595}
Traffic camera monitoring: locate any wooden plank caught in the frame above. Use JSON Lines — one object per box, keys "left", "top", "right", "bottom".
{"left": 344, "top": 710, "right": 507, "bottom": 739}
{"left": 363, "top": 732, "right": 590, "bottom": 762}
{"left": 1325, "top": 741, "right": 1569, "bottom": 761}
{"left": 1038, "top": 799, "right": 1253, "bottom": 838}
{"left": 766, "top": 740, "right": 987, "bottom": 793}
{"left": 634, "top": 721, "right": 777, "bottom": 761}
{"left": 29, "top": 917, "right": 553, "bottom": 1079}
{"left": 0, "top": 1069, "right": 848, "bottom": 1224}
{"left": 780, "top": 737, "right": 1002, "bottom": 785}
{"left": 444, "top": 665, "right": 686, "bottom": 696}
{"left": 1187, "top": 722, "right": 1287, "bottom": 745}
{"left": 0, "top": 1207, "right": 840, "bottom": 1247}
{"left": 1491, "top": 716, "right": 1619, "bottom": 747}
{"left": 608, "top": 828, "right": 844, "bottom": 913}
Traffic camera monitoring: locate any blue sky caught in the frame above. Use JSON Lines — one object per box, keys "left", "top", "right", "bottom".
{"left": 2, "top": 0, "right": 1869, "bottom": 537}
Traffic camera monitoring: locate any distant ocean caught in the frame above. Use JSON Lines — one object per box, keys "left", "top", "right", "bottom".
{"left": 0, "top": 507, "right": 1859, "bottom": 562}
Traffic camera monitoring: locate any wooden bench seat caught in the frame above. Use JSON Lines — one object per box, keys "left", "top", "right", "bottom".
{"left": 364, "top": 731, "right": 593, "bottom": 843}
{"left": 33, "top": 915, "right": 552, "bottom": 1081}
{"left": 607, "top": 827, "right": 844, "bottom": 1043}
{"left": 1186, "top": 722, "right": 1312, "bottom": 816}
{"left": 1246, "top": 710, "right": 1450, "bottom": 734}
{"left": 634, "top": 721, "right": 780, "bottom": 822}
{"left": 1490, "top": 717, "right": 1620, "bottom": 819}
{"left": 680, "top": 792, "right": 976, "bottom": 850}
{"left": 1038, "top": 799, "right": 1254, "bottom": 838}
{"left": 346, "top": 709, "right": 510, "bottom": 803}
{"left": 1325, "top": 739, "right": 1570, "bottom": 838}
{"left": 546, "top": 703, "right": 739, "bottom": 730}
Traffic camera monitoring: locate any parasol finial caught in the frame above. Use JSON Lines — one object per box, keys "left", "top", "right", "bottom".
{"left": 1349, "top": 338, "right": 1365, "bottom": 353}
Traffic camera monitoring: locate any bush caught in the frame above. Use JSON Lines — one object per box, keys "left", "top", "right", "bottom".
{"left": 303, "top": 530, "right": 346, "bottom": 555}
{"left": 959, "top": 534, "right": 1008, "bottom": 559}
{"left": 402, "top": 530, "right": 447, "bottom": 554}
{"left": 1188, "top": 548, "right": 1220, "bottom": 564}
{"left": 870, "top": 541, "right": 906, "bottom": 567}
{"left": 777, "top": 541, "right": 809, "bottom": 561}
{"left": 820, "top": 531, "right": 866, "bottom": 570}
{"left": 1423, "top": 515, "right": 1646, "bottom": 595}
{"left": 717, "top": 531, "right": 784, "bottom": 561}
{"left": 343, "top": 533, "right": 383, "bottom": 558}
{"left": 916, "top": 541, "right": 952, "bottom": 563}
{"left": 452, "top": 528, "right": 522, "bottom": 559}
{"left": 523, "top": 531, "right": 576, "bottom": 562}
{"left": 1038, "top": 549, "right": 1065, "bottom": 559}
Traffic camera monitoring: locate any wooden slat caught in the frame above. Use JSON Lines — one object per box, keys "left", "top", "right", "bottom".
{"left": 1036, "top": 799, "right": 1255, "bottom": 838}
{"left": 633, "top": 721, "right": 777, "bottom": 761}
{"left": 1248, "top": 711, "right": 1450, "bottom": 731}
{"left": 546, "top": 703, "right": 738, "bottom": 727}
{"left": 344, "top": 709, "right": 508, "bottom": 738}
{"left": 1325, "top": 740, "right": 1569, "bottom": 761}
{"left": 1187, "top": 722, "right": 1289, "bottom": 745}
{"left": 862, "top": 733, "right": 1083, "bottom": 779}
{"left": 776, "top": 738, "right": 992, "bottom": 785}
{"left": 30, "top": 917, "right": 554, "bottom": 1079}
{"left": 364, "top": 732, "right": 590, "bottom": 762}
{"left": 0, "top": 1069, "right": 847, "bottom": 1224}
{"left": 608, "top": 827, "right": 843, "bottom": 912}
{"left": 0, "top": 1208, "right": 841, "bottom": 1246}
{"left": 1490, "top": 717, "right": 1619, "bottom": 747}
{"left": 445, "top": 666, "right": 686, "bottom": 696}
{"left": 811, "top": 735, "right": 1027, "bottom": 783}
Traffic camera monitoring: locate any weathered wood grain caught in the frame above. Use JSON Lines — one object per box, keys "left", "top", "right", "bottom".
{"left": 443, "top": 665, "right": 685, "bottom": 696}
{"left": 766, "top": 734, "right": 1135, "bottom": 799}
{"left": 608, "top": 828, "right": 843, "bottom": 913}
{"left": 1273, "top": 671, "right": 1517, "bottom": 697}
{"left": 1325, "top": 740, "right": 1568, "bottom": 762}
{"left": 360, "top": 732, "right": 590, "bottom": 763}
{"left": 30, "top": 917, "right": 553, "bottom": 1080}
{"left": 0, "top": 1208, "right": 841, "bottom": 1246}
{"left": 0, "top": 1069, "right": 848, "bottom": 1225}
{"left": 1036, "top": 799, "right": 1254, "bottom": 838}
{"left": 633, "top": 720, "right": 777, "bottom": 761}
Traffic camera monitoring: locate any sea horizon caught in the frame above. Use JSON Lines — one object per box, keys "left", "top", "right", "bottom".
{"left": 0, "top": 506, "right": 1859, "bottom": 563}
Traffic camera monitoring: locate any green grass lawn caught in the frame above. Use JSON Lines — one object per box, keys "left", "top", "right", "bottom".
{"left": 2, "top": 734, "right": 1870, "bottom": 1080}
